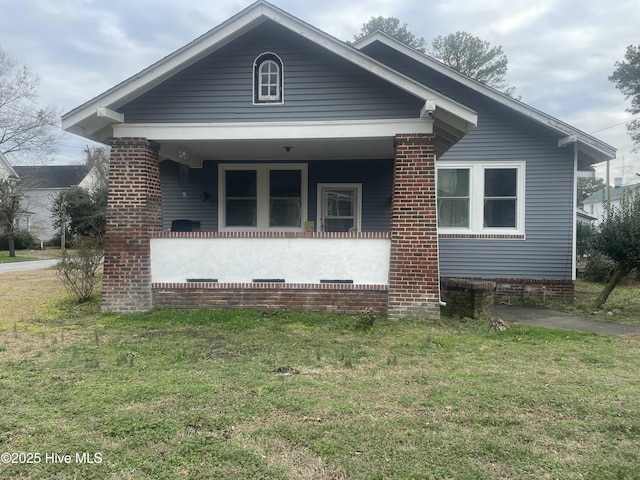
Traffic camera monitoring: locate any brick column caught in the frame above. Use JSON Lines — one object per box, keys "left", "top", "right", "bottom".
{"left": 102, "top": 138, "right": 162, "bottom": 312}
{"left": 388, "top": 133, "right": 440, "bottom": 320}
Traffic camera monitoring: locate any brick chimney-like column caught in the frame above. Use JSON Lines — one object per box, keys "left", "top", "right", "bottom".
{"left": 388, "top": 133, "right": 440, "bottom": 320}
{"left": 102, "top": 138, "right": 162, "bottom": 312}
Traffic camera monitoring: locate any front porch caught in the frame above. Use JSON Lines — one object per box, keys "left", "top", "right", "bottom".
{"left": 102, "top": 134, "right": 444, "bottom": 319}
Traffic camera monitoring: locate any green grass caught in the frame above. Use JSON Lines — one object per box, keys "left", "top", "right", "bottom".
{"left": 0, "top": 252, "right": 40, "bottom": 262}
{"left": 0, "top": 248, "right": 61, "bottom": 263}
{"left": 549, "top": 279, "right": 640, "bottom": 324}
{"left": 1, "top": 306, "right": 639, "bottom": 479}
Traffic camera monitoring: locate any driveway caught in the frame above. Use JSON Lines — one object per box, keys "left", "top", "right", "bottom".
{"left": 0, "top": 259, "right": 59, "bottom": 273}
{"left": 495, "top": 304, "right": 640, "bottom": 337}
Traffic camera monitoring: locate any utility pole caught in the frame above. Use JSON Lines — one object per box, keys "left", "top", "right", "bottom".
{"left": 60, "top": 193, "right": 66, "bottom": 258}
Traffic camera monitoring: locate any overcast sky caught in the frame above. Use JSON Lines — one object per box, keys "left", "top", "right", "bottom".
{"left": 1, "top": 0, "right": 638, "bottom": 183}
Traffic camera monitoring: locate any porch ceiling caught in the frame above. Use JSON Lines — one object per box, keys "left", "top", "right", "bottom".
{"left": 157, "top": 137, "right": 396, "bottom": 166}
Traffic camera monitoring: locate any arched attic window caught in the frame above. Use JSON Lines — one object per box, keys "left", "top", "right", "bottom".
{"left": 254, "top": 53, "right": 284, "bottom": 104}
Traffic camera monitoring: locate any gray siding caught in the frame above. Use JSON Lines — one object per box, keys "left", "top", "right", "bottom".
{"left": 121, "top": 22, "right": 423, "bottom": 123}
{"left": 160, "top": 159, "right": 393, "bottom": 233}
{"left": 362, "top": 42, "right": 575, "bottom": 280}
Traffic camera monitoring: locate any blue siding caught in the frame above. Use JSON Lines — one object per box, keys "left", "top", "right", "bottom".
{"left": 362, "top": 42, "right": 575, "bottom": 280}
{"left": 160, "top": 159, "right": 393, "bottom": 233}
{"left": 121, "top": 22, "right": 423, "bottom": 123}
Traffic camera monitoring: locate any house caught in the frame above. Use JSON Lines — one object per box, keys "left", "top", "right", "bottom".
{"left": 0, "top": 151, "right": 33, "bottom": 239}
{"left": 577, "top": 207, "right": 597, "bottom": 226}
{"left": 582, "top": 180, "right": 640, "bottom": 225}
{"left": 11, "top": 165, "right": 94, "bottom": 241}
{"left": 61, "top": 1, "right": 616, "bottom": 319}
{"left": 0, "top": 151, "right": 18, "bottom": 180}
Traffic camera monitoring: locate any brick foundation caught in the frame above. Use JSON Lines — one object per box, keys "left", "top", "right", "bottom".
{"left": 102, "top": 138, "right": 162, "bottom": 312}
{"left": 491, "top": 278, "right": 575, "bottom": 303}
{"left": 388, "top": 133, "right": 440, "bottom": 321}
{"left": 441, "top": 278, "right": 496, "bottom": 318}
{"left": 152, "top": 283, "right": 388, "bottom": 314}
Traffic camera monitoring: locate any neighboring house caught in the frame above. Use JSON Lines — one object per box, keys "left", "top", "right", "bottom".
{"left": 577, "top": 208, "right": 597, "bottom": 226}
{"left": 61, "top": 1, "right": 616, "bottom": 318}
{"left": 12, "top": 165, "right": 92, "bottom": 241}
{"left": 0, "top": 151, "right": 18, "bottom": 180}
{"left": 582, "top": 181, "right": 640, "bottom": 225}
{"left": 0, "top": 151, "right": 33, "bottom": 237}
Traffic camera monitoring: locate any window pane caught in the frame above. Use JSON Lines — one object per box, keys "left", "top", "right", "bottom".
{"left": 269, "top": 170, "right": 301, "bottom": 227}
{"left": 226, "top": 170, "right": 256, "bottom": 197}
{"left": 325, "top": 218, "right": 354, "bottom": 232}
{"left": 438, "top": 168, "right": 469, "bottom": 197}
{"left": 485, "top": 168, "right": 516, "bottom": 197}
{"left": 438, "top": 198, "right": 469, "bottom": 227}
{"left": 270, "top": 170, "right": 300, "bottom": 197}
{"left": 269, "top": 199, "right": 301, "bottom": 227}
{"left": 484, "top": 199, "right": 516, "bottom": 227}
{"left": 226, "top": 200, "right": 256, "bottom": 226}
{"left": 326, "top": 190, "right": 355, "bottom": 217}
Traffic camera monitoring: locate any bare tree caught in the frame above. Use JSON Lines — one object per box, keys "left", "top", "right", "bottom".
{"left": 0, "top": 46, "right": 60, "bottom": 161}
{"left": 0, "top": 176, "right": 24, "bottom": 257}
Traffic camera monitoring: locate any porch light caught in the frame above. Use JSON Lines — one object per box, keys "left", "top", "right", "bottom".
{"left": 200, "top": 191, "right": 210, "bottom": 202}
{"left": 176, "top": 145, "right": 191, "bottom": 161}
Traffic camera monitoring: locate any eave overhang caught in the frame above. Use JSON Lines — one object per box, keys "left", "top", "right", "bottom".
{"left": 354, "top": 31, "right": 617, "bottom": 165}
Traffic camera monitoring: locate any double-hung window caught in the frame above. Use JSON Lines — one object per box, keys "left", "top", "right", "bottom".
{"left": 317, "top": 184, "right": 362, "bottom": 232}
{"left": 437, "top": 162, "right": 525, "bottom": 235}
{"left": 219, "top": 164, "right": 307, "bottom": 231}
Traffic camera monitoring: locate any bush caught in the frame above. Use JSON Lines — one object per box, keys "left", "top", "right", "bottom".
{"left": 57, "top": 235, "right": 103, "bottom": 303}
{"left": 0, "top": 230, "right": 38, "bottom": 250}
{"left": 583, "top": 251, "right": 616, "bottom": 283}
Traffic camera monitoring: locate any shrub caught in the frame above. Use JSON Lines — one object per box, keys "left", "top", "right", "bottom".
{"left": 0, "top": 230, "right": 38, "bottom": 250}
{"left": 57, "top": 235, "right": 103, "bottom": 303}
{"left": 583, "top": 251, "right": 616, "bottom": 283}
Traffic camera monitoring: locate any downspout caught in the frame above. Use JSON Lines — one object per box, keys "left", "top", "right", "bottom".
{"left": 559, "top": 134, "right": 578, "bottom": 281}
{"left": 572, "top": 141, "right": 578, "bottom": 281}
{"left": 434, "top": 159, "right": 446, "bottom": 307}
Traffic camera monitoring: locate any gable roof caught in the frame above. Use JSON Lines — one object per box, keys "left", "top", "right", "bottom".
{"left": 354, "top": 31, "right": 617, "bottom": 165}
{"left": 13, "top": 165, "right": 90, "bottom": 189}
{"left": 583, "top": 183, "right": 640, "bottom": 204}
{"left": 0, "top": 151, "right": 19, "bottom": 180}
{"left": 61, "top": 0, "right": 476, "bottom": 146}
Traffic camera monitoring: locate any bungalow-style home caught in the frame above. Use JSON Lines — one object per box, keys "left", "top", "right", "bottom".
{"left": 582, "top": 180, "right": 639, "bottom": 225}
{"left": 12, "top": 165, "right": 93, "bottom": 241}
{"left": 61, "top": 1, "right": 615, "bottom": 319}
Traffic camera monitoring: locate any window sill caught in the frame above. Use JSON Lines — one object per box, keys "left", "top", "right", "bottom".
{"left": 439, "top": 233, "right": 525, "bottom": 240}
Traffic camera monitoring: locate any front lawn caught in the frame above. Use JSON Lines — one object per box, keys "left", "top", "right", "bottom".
{"left": 551, "top": 279, "right": 640, "bottom": 325}
{"left": 1, "top": 304, "right": 638, "bottom": 479}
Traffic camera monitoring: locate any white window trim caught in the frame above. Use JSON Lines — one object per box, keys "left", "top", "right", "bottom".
{"left": 218, "top": 163, "right": 307, "bottom": 232}
{"left": 253, "top": 52, "right": 284, "bottom": 105}
{"left": 316, "top": 183, "right": 363, "bottom": 233}
{"left": 436, "top": 161, "right": 526, "bottom": 235}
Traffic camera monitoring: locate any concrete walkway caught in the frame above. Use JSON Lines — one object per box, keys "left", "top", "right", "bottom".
{"left": 0, "top": 259, "right": 59, "bottom": 273}
{"left": 495, "top": 304, "right": 640, "bottom": 337}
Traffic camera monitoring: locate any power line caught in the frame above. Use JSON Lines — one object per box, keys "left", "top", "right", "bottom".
{"left": 589, "top": 116, "right": 639, "bottom": 134}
